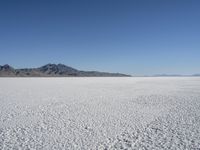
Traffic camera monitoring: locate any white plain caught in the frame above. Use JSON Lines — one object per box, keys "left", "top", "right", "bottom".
{"left": 0, "top": 77, "right": 200, "bottom": 149}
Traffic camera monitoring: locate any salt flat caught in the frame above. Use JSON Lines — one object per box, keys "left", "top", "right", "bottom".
{"left": 0, "top": 77, "right": 200, "bottom": 149}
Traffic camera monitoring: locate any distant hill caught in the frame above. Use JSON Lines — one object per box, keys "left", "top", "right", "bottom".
{"left": 153, "top": 74, "right": 184, "bottom": 77}
{"left": 0, "top": 64, "right": 131, "bottom": 77}
{"left": 192, "top": 74, "right": 200, "bottom": 76}
{"left": 153, "top": 74, "right": 200, "bottom": 77}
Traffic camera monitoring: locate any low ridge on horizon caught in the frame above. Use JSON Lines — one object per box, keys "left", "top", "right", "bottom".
{"left": 0, "top": 64, "right": 131, "bottom": 77}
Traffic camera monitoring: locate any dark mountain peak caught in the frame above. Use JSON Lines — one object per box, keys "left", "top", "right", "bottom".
{"left": 38, "top": 64, "right": 58, "bottom": 73}
{"left": 57, "top": 63, "right": 65, "bottom": 67}
{"left": 38, "top": 63, "right": 78, "bottom": 75}
{"left": 57, "top": 64, "right": 78, "bottom": 72}
{"left": 0, "top": 64, "right": 15, "bottom": 76}
{"left": 39, "top": 63, "right": 57, "bottom": 69}
{"left": 40, "top": 63, "right": 73, "bottom": 69}
{"left": 0, "top": 64, "right": 14, "bottom": 71}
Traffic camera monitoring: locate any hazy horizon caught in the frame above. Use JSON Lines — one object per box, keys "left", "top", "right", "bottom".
{"left": 0, "top": 0, "right": 199, "bottom": 75}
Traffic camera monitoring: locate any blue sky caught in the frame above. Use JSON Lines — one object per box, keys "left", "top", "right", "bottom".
{"left": 0, "top": 0, "right": 200, "bottom": 75}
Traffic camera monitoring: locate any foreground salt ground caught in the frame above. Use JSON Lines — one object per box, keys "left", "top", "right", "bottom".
{"left": 0, "top": 77, "right": 200, "bottom": 149}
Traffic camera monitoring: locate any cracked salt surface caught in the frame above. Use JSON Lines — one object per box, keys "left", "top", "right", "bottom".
{"left": 0, "top": 77, "right": 200, "bottom": 149}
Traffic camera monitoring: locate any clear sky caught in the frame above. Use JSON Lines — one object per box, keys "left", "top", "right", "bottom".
{"left": 0, "top": 0, "right": 200, "bottom": 75}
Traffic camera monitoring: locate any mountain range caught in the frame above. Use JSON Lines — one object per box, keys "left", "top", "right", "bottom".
{"left": 0, "top": 64, "right": 131, "bottom": 77}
